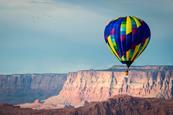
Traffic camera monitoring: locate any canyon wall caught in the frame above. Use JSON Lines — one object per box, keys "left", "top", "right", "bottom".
{"left": 0, "top": 73, "right": 67, "bottom": 104}
{"left": 32, "top": 66, "right": 173, "bottom": 109}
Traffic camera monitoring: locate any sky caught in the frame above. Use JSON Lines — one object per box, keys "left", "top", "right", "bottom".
{"left": 0, "top": 0, "right": 173, "bottom": 74}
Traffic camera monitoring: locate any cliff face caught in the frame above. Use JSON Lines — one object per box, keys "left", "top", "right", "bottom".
{"left": 28, "top": 66, "right": 173, "bottom": 109}
{"left": 0, "top": 74, "right": 67, "bottom": 104}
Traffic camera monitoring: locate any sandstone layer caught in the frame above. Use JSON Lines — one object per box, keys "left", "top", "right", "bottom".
{"left": 20, "top": 65, "right": 173, "bottom": 109}
{"left": 0, "top": 73, "right": 67, "bottom": 104}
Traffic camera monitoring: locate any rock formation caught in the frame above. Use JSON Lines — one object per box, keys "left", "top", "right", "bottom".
{"left": 0, "top": 73, "right": 67, "bottom": 104}
{"left": 1, "top": 95, "right": 173, "bottom": 115}
{"left": 20, "top": 65, "right": 173, "bottom": 109}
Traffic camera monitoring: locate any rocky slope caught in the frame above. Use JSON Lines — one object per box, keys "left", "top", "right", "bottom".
{"left": 1, "top": 95, "right": 173, "bottom": 115}
{"left": 20, "top": 65, "right": 173, "bottom": 109}
{"left": 0, "top": 73, "right": 67, "bottom": 104}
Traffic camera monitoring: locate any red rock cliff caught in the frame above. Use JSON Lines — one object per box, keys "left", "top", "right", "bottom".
{"left": 20, "top": 66, "right": 173, "bottom": 109}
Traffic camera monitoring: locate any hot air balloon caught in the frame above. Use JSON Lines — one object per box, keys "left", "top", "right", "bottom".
{"left": 104, "top": 16, "right": 151, "bottom": 75}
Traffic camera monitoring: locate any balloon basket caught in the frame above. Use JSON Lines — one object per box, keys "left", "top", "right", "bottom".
{"left": 125, "top": 70, "right": 129, "bottom": 76}
{"left": 125, "top": 66, "right": 129, "bottom": 76}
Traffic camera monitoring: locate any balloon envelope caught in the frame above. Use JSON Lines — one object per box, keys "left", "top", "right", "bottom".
{"left": 104, "top": 16, "right": 151, "bottom": 68}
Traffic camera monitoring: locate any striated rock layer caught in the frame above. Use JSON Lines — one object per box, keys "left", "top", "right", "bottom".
{"left": 0, "top": 73, "right": 67, "bottom": 104}
{"left": 21, "top": 65, "right": 173, "bottom": 109}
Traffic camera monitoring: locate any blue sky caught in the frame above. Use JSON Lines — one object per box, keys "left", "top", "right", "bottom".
{"left": 0, "top": 0, "right": 173, "bottom": 74}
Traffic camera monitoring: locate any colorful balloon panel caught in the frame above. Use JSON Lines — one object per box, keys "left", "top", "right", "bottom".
{"left": 104, "top": 16, "right": 151, "bottom": 67}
